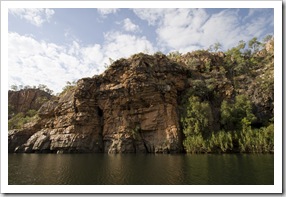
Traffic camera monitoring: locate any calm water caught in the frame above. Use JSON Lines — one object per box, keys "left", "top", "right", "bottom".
{"left": 9, "top": 154, "right": 273, "bottom": 185}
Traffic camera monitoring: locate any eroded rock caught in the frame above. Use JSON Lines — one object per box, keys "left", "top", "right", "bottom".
{"left": 9, "top": 53, "right": 187, "bottom": 153}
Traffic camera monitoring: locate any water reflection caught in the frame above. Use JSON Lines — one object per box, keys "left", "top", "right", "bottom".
{"left": 8, "top": 153, "right": 274, "bottom": 185}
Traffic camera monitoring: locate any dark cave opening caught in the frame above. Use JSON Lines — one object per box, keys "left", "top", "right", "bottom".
{"left": 97, "top": 106, "right": 103, "bottom": 117}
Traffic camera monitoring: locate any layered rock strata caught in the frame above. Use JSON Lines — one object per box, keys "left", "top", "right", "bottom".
{"left": 8, "top": 53, "right": 188, "bottom": 153}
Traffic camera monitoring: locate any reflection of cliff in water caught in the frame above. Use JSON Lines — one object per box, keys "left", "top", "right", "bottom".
{"left": 8, "top": 154, "right": 274, "bottom": 185}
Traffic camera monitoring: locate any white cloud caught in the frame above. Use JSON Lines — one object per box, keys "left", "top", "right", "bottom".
{"left": 9, "top": 8, "right": 55, "bottom": 27}
{"left": 103, "top": 31, "right": 156, "bottom": 61}
{"left": 45, "top": 8, "right": 55, "bottom": 21}
{"left": 123, "top": 18, "right": 140, "bottom": 32}
{"left": 8, "top": 32, "right": 103, "bottom": 93}
{"left": 156, "top": 9, "right": 209, "bottom": 51}
{"left": 133, "top": 8, "right": 165, "bottom": 26}
{"left": 9, "top": 31, "right": 156, "bottom": 93}
{"left": 134, "top": 8, "right": 273, "bottom": 52}
{"left": 97, "top": 8, "right": 119, "bottom": 17}
{"left": 200, "top": 9, "right": 244, "bottom": 49}
{"left": 242, "top": 11, "right": 273, "bottom": 39}
{"left": 244, "top": 8, "right": 266, "bottom": 21}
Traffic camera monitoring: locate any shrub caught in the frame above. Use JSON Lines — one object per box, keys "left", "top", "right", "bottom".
{"left": 220, "top": 94, "right": 256, "bottom": 131}
{"left": 8, "top": 110, "right": 39, "bottom": 130}
{"left": 183, "top": 134, "right": 207, "bottom": 153}
{"left": 208, "top": 131, "right": 233, "bottom": 153}
{"left": 181, "top": 96, "right": 213, "bottom": 138}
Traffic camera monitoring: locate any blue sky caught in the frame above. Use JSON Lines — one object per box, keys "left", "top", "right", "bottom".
{"left": 8, "top": 8, "right": 274, "bottom": 93}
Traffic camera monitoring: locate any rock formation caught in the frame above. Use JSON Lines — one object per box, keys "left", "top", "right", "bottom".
{"left": 8, "top": 89, "right": 52, "bottom": 119}
{"left": 8, "top": 39, "right": 274, "bottom": 154}
{"left": 9, "top": 53, "right": 188, "bottom": 153}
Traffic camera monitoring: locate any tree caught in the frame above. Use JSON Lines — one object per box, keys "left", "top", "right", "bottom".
{"left": 182, "top": 96, "right": 213, "bottom": 138}
{"left": 38, "top": 84, "right": 47, "bottom": 91}
{"left": 10, "top": 85, "right": 18, "bottom": 91}
{"left": 24, "top": 85, "right": 31, "bottom": 89}
{"left": 220, "top": 94, "right": 256, "bottom": 131}
{"left": 263, "top": 34, "right": 273, "bottom": 43}
{"left": 167, "top": 51, "right": 182, "bottom": 61}
{"left": 213, "top": 42, "right": 222, "bottom": 52}
{"left": 208, "top": 42, "right": 222, "bottom": 52}
{"left": 248, "top": 37, "right": 261, "bottom": 54}
{"left": 61, "top": 80, "right": 77, "bottom": 94}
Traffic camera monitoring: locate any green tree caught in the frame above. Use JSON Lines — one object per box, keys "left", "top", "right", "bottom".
{"left": 182, "top": 96, "right": 213, "bottom": 138}
{"left": 220, "top": 94, "right": 256, "bottom": 131}
{"left": 224, "top": 40, "right": 251, "bottom": 76}
{"left": 181, "top": 96, "right": 214, "bottom": 153}
{"left": 248, "top": 37, "right": 261, "bottom": 54}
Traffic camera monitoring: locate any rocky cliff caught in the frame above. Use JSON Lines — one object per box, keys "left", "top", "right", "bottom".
{"left": 8, "top": 39, "right": 274, "bottom": 153}
{"left": 9, "top": 53, "right": 188, "bottom": 153}
{"left": 8, "top": 89, "right": 52, "bottom": 119}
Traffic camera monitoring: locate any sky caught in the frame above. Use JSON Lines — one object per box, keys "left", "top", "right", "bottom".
{"left": 8, "top": 8, "right": 274, "bottom": 94}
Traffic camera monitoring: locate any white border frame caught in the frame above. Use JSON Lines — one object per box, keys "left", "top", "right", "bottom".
{"left": 1, "top": 1, "right": 282, "bottom": 194}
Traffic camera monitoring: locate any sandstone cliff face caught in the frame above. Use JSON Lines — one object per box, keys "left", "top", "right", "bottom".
{"left": 8, "top": 89, "right": 52, "bottom": 119}
{"left": 9, "top": 53, "right": 188, "bottom": 153}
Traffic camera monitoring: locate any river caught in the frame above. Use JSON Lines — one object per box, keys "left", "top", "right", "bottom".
{"left": 8, "top": 153, "right": 273, "bottom": 185}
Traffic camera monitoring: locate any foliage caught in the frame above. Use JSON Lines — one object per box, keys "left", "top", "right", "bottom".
{"left": 167, "top": 51, "right": 182, "bottom": 61}
{"left": 181, "top": 96, "right": 213, "bottom": 138}
{"left": 208, "top": 42, "right": 222, "bottom": 52}
{"left": 9, "top": 84, "right": 54, "bottom": 95}
{"left": 180, "top": 36, "right": 274, "bottom": 153}
{"left": 220, "top": 95, "right": 256, "bottom": 131}
{"left": 181, "top": 92, "right": 273, "bottom": 153}
{"left": 208, "top": 131, "right": 233, "bottom": 153}
{"left": 248, "top": 37, "right": 262, "bottom": 54}
{"left": 60, "top": 80, "right": 77, "bottom": 95}
{"left": 8, "top": 109, "right": 39, "bottom": 130}
{"left": 183, "top": 134, "right": 207, "bottom": 153}
{"left": 238, "top": 123, "right": 274, "bottom": 153}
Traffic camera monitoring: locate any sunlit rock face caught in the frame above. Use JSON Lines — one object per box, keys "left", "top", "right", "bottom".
{"left": 9, "top": 53, "right": 188, "bottom": 153}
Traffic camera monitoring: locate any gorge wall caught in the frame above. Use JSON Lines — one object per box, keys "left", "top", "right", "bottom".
{"left": 8, "top": 89, "right": 52, "bottom": 119}
{"left": 8, "top": 40, "right": 274, "bottom": 154}
{"left": 9, "top": 53, "right": 188, "bottom": 153}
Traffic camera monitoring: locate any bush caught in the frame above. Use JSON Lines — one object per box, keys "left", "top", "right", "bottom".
{"left": 183, "top": 134, "right": 207, "bottom": 153}
{"left": 220, "top": 94, "right": 256, "bottom": 131}
{"left": 8, "top": 110, "right": 39, "bottom": 130}
{"left": 208, "top": 131, "right": 233, "bottom": 153}
{"left": 238, "top": 123, "right": 274, "bottom": 153}
{"left": 181, "top": 96, "right": 213, "bottom": 138}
